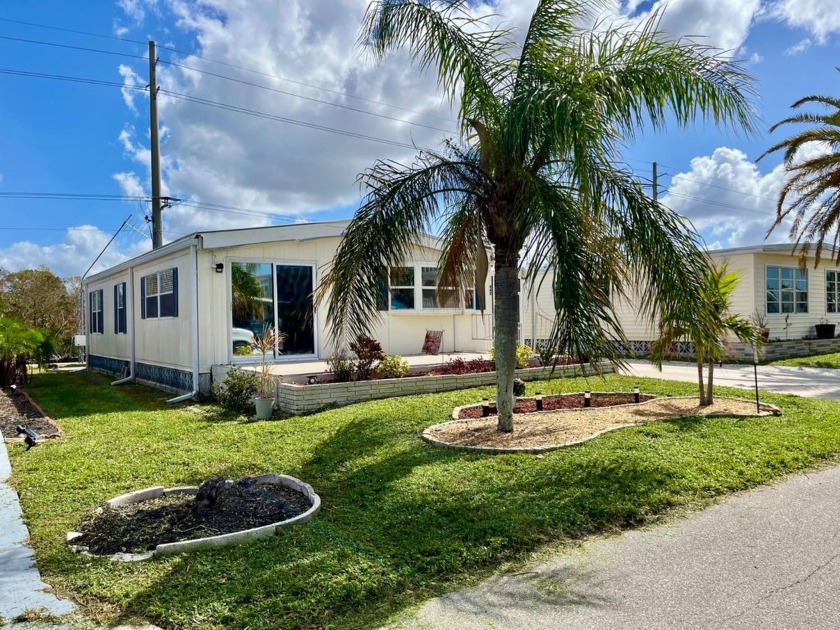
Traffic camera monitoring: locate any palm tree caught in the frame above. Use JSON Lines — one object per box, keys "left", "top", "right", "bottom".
{"left": 322, "top": 0, "right": 756, "bottom": 432}
{"left": 761, "top": 83, "right": 840, "bottom": 261}
{"left": 651, "top": 263, "right": 759, "bottom": 405}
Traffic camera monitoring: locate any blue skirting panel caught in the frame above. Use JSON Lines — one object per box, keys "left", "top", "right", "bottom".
{"left": 88, "top": 354, "right": 208, "bottom": 394}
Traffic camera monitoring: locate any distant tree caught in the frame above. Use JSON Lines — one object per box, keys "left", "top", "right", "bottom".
{"left": 0, "top": 317, "right": 54, "bottom": 386}
{"left": 761, "top": 83, "right": 840, "bottom": 261}
{"left": 0, "top": 267, "right": 77, "bottom": 357}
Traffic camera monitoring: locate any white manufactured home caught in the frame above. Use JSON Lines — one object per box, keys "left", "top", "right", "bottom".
{"left": 84, "top": 220, "right": 495, "bottom": 397}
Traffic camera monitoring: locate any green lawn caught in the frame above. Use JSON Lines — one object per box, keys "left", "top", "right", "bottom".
{"left": 770, "top": 352, "right": 840, "bottom": 368}
{"left": 9, "top": 371, "right": 840, "bottom": 629}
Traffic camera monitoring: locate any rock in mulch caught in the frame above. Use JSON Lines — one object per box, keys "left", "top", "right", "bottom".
{"left": 75, "top": 476, "right": 313, "bottom": 555}
{"left": 0, "top": 387, "right": 60, "bottom": 440}
{"left": 457, "top": 392, "right": 656, "bottom": 419}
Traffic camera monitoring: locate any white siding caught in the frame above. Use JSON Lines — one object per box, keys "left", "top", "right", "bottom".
{"left": 85, "top": 271, "right": 131, "bottom": 361}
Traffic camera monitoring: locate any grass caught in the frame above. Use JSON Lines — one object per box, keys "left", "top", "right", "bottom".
{"left": 8, "top": 370, "right": 840, "bottom": 629}
{"left": 769, "top": 352, "right": 840, "bottom": 368}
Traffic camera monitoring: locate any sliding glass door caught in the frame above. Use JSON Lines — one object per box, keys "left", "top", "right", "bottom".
{"left": 230, "top": 262, "right": 316, "bottom": 359}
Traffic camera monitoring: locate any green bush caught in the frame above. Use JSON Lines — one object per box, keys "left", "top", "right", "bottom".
{"left": 212, "top": 367, "right": 258, "bottom": 416}
{"left": 377, "top": 354, "right": 411, "bottom": 379}
{"left": 489, "top": 343, "right": 534, "bottom": 369}
{"left": 233, "top": 344, "right": 253, "bottom": 356}
{"left": 327, "top": 348, "right": 355, "bottom": 382}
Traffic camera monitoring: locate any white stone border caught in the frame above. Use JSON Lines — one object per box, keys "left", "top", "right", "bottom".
{"left": 67, "top": 473, "right": 321, "bottom": 562}
{"left": 424, "top": 395, "right": 783, "bottom": 455}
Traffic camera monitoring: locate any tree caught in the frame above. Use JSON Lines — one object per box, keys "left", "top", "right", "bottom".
{"left": 761, "top": 81, "right": 840, "bottom": 261}
{"left": 322, "top": 0, "right": 756, "bottom": 431}
{"left": 0, "top": 317, "right": 54, "bottom": 386}
{"left": 0, "top": 267, "right": 78, "bottom": 357}
{"left": 651, "top": 263, "right": 759, "bottom": 405}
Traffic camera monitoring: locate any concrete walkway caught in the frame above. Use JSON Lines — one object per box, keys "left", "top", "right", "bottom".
{"left": 389, "top": 464, "right": 840, "bottom": 630}
{"left": 623, "top": 359, "right": 840, "bottom": 401}
{"left": 0, "top": 442, "right": 75, "bottom": 623}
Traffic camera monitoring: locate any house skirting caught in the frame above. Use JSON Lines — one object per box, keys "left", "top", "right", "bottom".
{"left": 88, "top": 354, "right": 210, "bottom": 395}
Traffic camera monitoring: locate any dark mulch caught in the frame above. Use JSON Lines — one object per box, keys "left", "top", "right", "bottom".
{"left": 0, "top": 387, "right": 61, "bottom": 439}
{"left": 457, "top": 392, "right": 656, "bottom": 419}
{"left": 75, "top": 477, "right": 313, "bottom": 554}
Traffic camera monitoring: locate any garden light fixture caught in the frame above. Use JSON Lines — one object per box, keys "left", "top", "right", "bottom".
{"left": 15, "top": 425, "right": 39, "bottom": 450}
{"left": 307, "top": 375, "right": 318, "bottom": 385}
{"left": 481, "top": 398, "right": 490, "bottom": 417}
{"left": 535, "top": 392, "right": 543, "bottom": 412}
{"left": 633, "top": 384, "right": 640, "bottom": 403}
{"left": 584, "top": 390, "right": 591, "bottom": 408}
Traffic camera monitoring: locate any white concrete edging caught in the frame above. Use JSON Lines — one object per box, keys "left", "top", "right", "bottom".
{"left": 68, "top": 473, "right": 320, "bottom": 562}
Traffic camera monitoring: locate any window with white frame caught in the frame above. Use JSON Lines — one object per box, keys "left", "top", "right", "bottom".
{"left": 141, "top": 268, "right": 178, "bottom": 319}
{"left": 114, "top": 282, "right": 127, "bottom": 333}
{"left": 89, "top": 289, "right": 104, "bottom": 334}
{"left": 766, "top": 265, "right": 808, "bottom": 314}
{"left": 827, "top": 271, "right": 840, "bottom": 313}
{"left": 421, "top": 267, "right": 458, "bottom": 308}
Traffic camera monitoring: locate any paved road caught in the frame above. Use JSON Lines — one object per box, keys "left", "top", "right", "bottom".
{"left": 389, "top": 464, "right": 840, "bottom": 630}
{"left": 623, "top": 360, "right": 840, "bottom": 401}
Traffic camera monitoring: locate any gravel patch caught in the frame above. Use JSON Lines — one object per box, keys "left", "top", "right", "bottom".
{"left": 430, "top": 397, "right": 780, "bottom": 450}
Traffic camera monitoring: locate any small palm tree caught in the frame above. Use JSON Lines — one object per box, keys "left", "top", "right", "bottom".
{"left": 761, "top": 81, "right": 840, "bottom": 261}
{"left": 322, "top": 0, "right": 756, "bottom": 432}
{"left": 652, "top": 263, "right": 759, "bottom": 405}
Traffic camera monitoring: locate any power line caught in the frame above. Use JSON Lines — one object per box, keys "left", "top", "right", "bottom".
{"left": 0, "top": 16, "right": 455, "bottom": 124}
{"left": 0, "top": 34, "right": 147, "bottom": 61}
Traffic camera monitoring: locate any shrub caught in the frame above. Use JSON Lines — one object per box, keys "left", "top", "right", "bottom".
{"left": 431, "top": 358, "right": 495, "bottom": 375}
{"left": 212, "top": 367, "right": 258, "bottom": 416}
{"left": 327, "top": 348, "right": 355, "bottom": 382}
{"left": 233, "top": 344, "right": 253, "bottom": 356}
{"left": 377, "top": 354, "right": 410, "bottom": 379}
{"left": 535, "top": 341, "right": 554, "bottom": 366}
{"left": 489, "top": 343, "right": 534, "bottom": 369}
{"left": 513, "top": 378, "right": 526, "bottom": 397}
{"left": 350, "top": 335, "right": 385, "bottom": 380}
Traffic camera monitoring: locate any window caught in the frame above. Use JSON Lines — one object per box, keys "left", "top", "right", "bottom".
{"left": 89, "top": 289, "right": 104, "bottom": 334}
{"left": 389, "top": 266, "right": 415, "bottom": 310}
{"left": 141, "top": 268, "right": 178, "bottom": 319}
{"left": 421, "top": 267, "right": 458, "bottom": 308}
{"left": 114, "top": 282, "right": 127, "bottom": 333}
{"left": 766, "top": 266, "right": 807, "bottom": 314}
{"left": 828, "top": 271, "right": 840, "bottom": 313}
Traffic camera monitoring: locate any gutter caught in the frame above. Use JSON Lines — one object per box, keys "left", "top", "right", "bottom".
{"left": 111, "top": 265, "right": 136, "bottom": 385}
{"left": 167, "top": 241, "right": 200, "bottom": 403}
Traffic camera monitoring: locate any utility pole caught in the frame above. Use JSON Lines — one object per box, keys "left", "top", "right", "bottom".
{"left": 149, "top": 40, "right": 163, "bottom": 249}
{"left": 652, "top": 161, "right": 659, "bottom": 202}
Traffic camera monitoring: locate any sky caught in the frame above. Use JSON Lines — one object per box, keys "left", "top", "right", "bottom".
{"left": 0, "top": 0, "right": 839, "bottom": 278}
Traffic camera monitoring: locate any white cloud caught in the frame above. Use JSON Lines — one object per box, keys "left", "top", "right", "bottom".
{"left": 0, "top": 227, "right": 149, "bottom": 278}
{"left": 771, "top": 0, "right": 840, "bottom": 44}
{"left": 662, "top": 144, "right": 829, "bottom": 249}
{"left": 118, "top": 64, "right": 143, "bottom": 112}
{"left": 785, "top": 37, "right": 813, "bottom": 55}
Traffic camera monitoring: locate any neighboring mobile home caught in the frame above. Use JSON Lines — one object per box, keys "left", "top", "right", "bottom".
{"left": 520, "top": 243, "right": 840, "bottom": 359}
{"left": 84, "top": 220, "right": 494, "bottom": 397}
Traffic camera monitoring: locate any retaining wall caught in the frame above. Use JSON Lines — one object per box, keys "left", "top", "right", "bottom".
{"left": 273, "top": 361, "right": 613, "bottom": 415}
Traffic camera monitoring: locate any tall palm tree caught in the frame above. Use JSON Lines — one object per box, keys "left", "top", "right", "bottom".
{"left": 322, "top": 0, "right": 756, "bottom": 432}
{"left": 651, "top": 263, "right": 759, "bottom": 406}
{"left": 761, "top": 83, "right": 840, "bottom": 261}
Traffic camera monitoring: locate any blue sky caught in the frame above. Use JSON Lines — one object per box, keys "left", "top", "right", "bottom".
{"left": 0, "top": 0, "right": 838, "bottom": 276}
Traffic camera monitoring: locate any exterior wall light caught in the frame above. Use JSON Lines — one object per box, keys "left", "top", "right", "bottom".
{"left": 215, "top": 263, "right": 225, "bottom": 273}
{"left": 584, "top": 390, "right": 591, "bottom": 408}
{"left": 535, "top": 392, "right": 543, "bottom": 411}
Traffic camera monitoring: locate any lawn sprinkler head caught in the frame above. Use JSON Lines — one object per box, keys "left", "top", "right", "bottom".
{"left": 584, "top": 390, "right": 591, "bottom": 408}
{"left": 15, "top": 425, "right": 40, "bottom": 450}
{"left": 535, "top": 392, "right": 543, "bottom": 412}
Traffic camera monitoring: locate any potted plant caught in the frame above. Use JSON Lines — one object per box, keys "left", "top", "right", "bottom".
{"left": 253, "top": 325, "right": 285, "bottom": 420}
{"left": 751, "top": 310, "right": 770, "bottom": 343}
{"left": 815, "top": 317, "right": 836, "bottom": 340}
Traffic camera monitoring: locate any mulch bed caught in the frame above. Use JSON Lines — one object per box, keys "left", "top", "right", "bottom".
{"left": 75, "top": 477, "right": 313, "bottom": 555}
{"left": 0, "top": 386, "right": 61, "bottom": 440}
{"left": 457, "top": 392, "right": 656, "bottom": 419}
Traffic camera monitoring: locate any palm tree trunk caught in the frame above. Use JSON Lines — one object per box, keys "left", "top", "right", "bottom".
{"left": 696, "top": 359, "right": 705, "bottom": 406}
{"left": 494, "top": 247, "right": 520, "bottom": 432}
{"left": 706, "top": 358, "right": 715, "bottom": 406}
